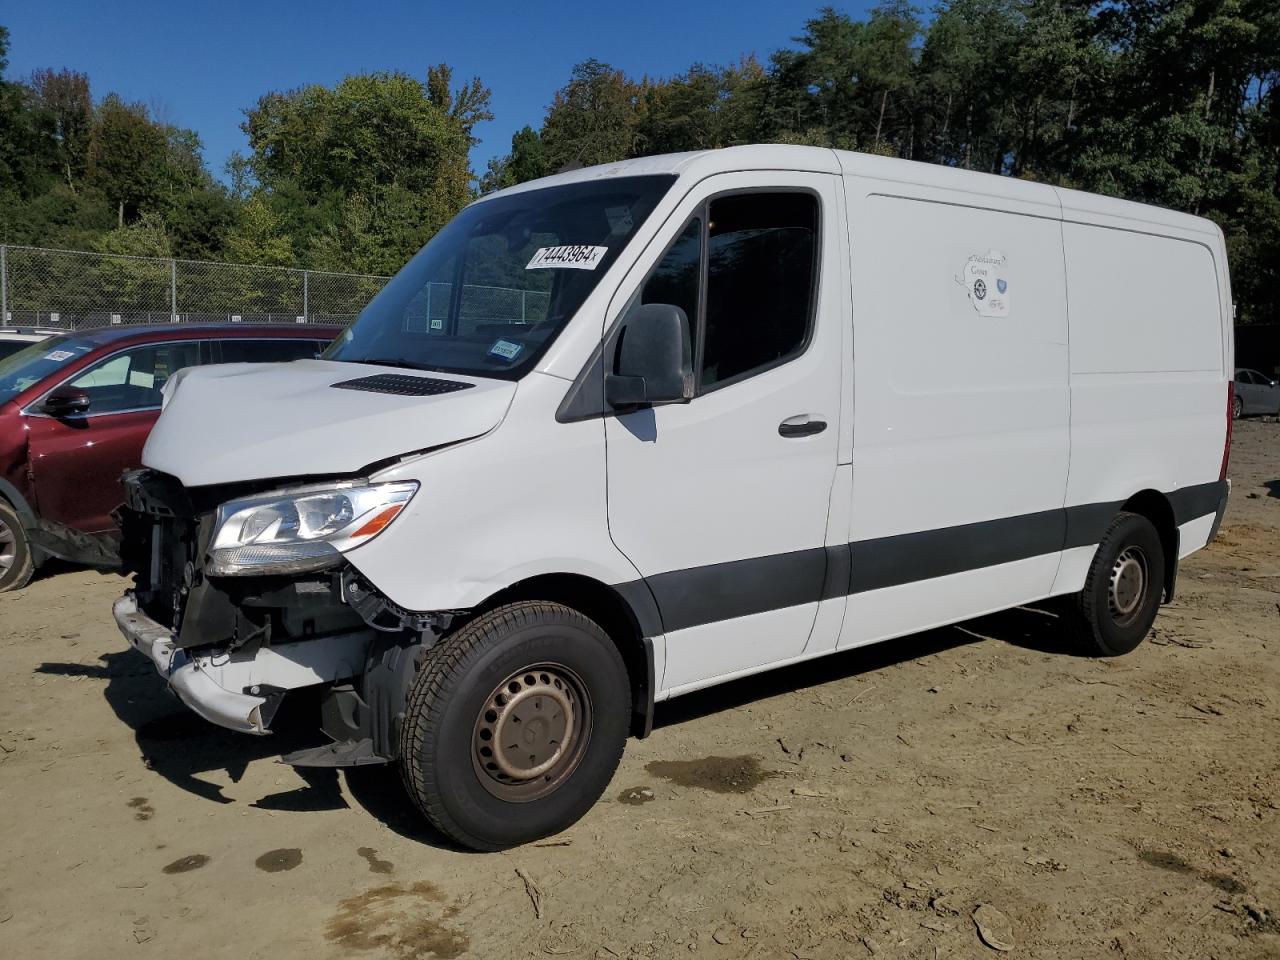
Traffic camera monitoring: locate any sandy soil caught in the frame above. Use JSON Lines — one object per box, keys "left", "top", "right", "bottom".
{"left": 1, "top": 422, "right": 1277, "bottom": 960}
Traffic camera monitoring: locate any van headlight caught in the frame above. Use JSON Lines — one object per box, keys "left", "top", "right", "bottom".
{"left": 207, "top": 481, "right": 418, "bottom": 576}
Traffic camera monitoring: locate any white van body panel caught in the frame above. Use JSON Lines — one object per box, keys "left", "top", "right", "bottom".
{"left": 348, "top": 370, "right": 643, "bottom": 610}
{"left": 143, "top": 358, "right": 516, "bottom": 486}
{"left": 833, "top": 161, "right": 1071, "bottom": 650}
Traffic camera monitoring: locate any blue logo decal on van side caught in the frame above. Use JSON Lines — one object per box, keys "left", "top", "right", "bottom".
{"left": 997, "top": 278, "right": 1008, "bottom": 294}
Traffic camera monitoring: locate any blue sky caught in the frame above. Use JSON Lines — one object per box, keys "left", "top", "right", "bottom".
{"left": 4, "top": 1, "right": 874, "bottom": 183}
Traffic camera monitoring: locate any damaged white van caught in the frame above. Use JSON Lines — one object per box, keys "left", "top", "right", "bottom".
{"left": 114, "top": 145, "right": 1233, "bottom": 850}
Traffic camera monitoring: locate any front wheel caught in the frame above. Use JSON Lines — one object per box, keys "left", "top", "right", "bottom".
{"left": 1232, "top": 394, "right": 1243, "bottom": 419}
{"left": 400, "top": 601, "right": 631, "bottom": 851}
{"left": 0, "top": 501, "right": 35, "bottom": 593}
{"left": 1063, "top": 511, "right": 1166, "bottom": 657}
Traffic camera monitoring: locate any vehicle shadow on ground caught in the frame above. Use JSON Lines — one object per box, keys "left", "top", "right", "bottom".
{"left": 1265, "top": 479, "right": 1280, "bottom": 499}
{"left": 32, "top": 603, "right": 1076, "bottom": 849}
{"left": 34, "top": 653, "right": 343, "bottom": 809}
{"left": 32, "top": 650, "right": 463, "bottom": 849}
{"left": 653, "top": 602, "right": 1079, "bottom": 731}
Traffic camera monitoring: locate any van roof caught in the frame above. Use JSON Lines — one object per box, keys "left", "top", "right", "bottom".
{"left": 485, "top": 144, "right": 1219, "bottom": 240}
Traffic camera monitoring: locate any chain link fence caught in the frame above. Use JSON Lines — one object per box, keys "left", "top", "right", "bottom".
{"left": 0, "top": 244, "right": 391, "bottom": 330}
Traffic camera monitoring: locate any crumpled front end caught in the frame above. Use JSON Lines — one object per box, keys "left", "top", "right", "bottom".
{"left": 114, "top": 468, "right": 444, "bottom": 759}
{"left": 115, "top": 469, "right": 374, "bottom": 733}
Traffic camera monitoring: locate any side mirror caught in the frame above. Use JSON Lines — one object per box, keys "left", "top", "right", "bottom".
{"left": 43, "top": 387, "right": 91, "bottom": 418}
{"left": 605, "top": 303, "right": 695, "bottom": 408}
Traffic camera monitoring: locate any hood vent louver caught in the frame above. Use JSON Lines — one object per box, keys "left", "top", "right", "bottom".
{"left": 331, "top": 374, "right": 475, "bottom": 397}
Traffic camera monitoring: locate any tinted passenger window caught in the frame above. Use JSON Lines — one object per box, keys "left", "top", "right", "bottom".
{"left": 701, "top": 193, "right": 817, "bottom": 388}
{"left": 639, "top": 217, "right": 701, "bottom": 357}
{"left": 68, "top": 342, "right": 201, "bottom": 414}
{"left": 218, "top": 339, "right": 324, "bottom": 364}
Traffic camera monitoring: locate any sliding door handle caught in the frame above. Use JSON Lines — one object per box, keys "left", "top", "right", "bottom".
{"left": 778, "top": 415, "right": 828, "bottom": 438}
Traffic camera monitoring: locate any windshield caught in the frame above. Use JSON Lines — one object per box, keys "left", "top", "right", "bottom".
{"left": 0, "top": 336, "right": 95, "bottom": 407}
{"left": 0, "top": 340, "right": 37, "bottom": 361}
{"left": 323, "top": 175, "right": 676, "bottom": 379}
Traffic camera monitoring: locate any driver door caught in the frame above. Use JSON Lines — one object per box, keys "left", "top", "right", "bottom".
{"left": 604, "top": 172, "right": 845, "bottom": 693}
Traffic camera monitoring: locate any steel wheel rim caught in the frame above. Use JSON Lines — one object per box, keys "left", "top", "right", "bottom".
{"left": 472, "top": 663, "right": 592, "bottom": 802}
{"left": 1108, "top": 546, "right": 1147, "bottom": 624}
{"left": 0, "top": 514, "right": 16, "bottom": 576}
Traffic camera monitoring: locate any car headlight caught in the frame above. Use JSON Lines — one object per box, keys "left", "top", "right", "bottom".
{"left": 207, "top": 481, "right": 418, "bottom": 576}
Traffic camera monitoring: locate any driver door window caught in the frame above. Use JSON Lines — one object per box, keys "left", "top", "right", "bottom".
{"left": 66, "top": 342, "right": 202, "bottom": 415}
{"left": 629, "top": 192, "right": 819, "bottom": 393}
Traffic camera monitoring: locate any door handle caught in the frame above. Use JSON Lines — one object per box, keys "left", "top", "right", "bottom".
{"left": 778, "top": 415, "right": 828, "bottom": 438}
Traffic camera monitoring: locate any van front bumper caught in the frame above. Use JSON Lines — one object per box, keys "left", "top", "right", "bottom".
{"left": 114, "top": 592, "right": 371, "bottom": 736}
{"left": 113, "top": 593, "right": 272, "bottom": 735}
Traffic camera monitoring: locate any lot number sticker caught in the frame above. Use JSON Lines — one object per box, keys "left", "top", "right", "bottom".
{"left": 526, "top": 245, "right": 608, "bottom": 270}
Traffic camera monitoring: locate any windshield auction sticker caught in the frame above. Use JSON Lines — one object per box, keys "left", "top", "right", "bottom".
{"left": 526, "top": 245, "right": 608, "bottom": 270}
{"left": 488, "top": 339, "right": 524, "bottom": 361}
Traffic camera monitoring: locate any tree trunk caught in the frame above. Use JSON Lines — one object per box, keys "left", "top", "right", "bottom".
{"left": 117, "top": 199, "right": 124, "bottom": 229}
{"left": 874, "top": 88, "right": 889, "bottom": 149}
{"left": 964, "top": 102, "right": 973, "bottom": 170}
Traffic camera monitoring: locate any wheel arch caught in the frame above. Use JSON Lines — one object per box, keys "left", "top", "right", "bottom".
{"left": 1119, "top": 489, "right": 1179, "bottom": 601}
{"left": 474, "top": 572, "right": 661, "bottom": 739}
{"left": 0, "top": 478, "right": 35, "bottom": 521}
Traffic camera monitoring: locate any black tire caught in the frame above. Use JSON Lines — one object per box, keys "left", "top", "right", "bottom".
{"left": 1064, "top": 511, "right": 1165, "bottom": 657}
{"left": 1232, "top": 394, "right": 1243, "bottom": 419}
{"left": 0, "top": 501, "right": 35, "bottom": 593}
{"left": 400, "top": 601, "right": 630, "bottom": 851}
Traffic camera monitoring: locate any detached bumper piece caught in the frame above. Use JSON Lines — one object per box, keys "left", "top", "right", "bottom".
{"left": 26, "top": 517, "right": 122, "bottom": 571}
{"left": 114, "top": 592, "right": 370, "bottom": 736}
{"left": 114, "top": 593, "right": 272, "bottom": 734}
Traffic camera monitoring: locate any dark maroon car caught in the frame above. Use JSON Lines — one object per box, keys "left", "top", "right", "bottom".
{"left": 0, "top": 324, "right": 339, "bottom": 591}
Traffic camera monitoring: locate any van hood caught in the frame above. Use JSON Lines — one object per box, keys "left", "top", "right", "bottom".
{"left": 143, "top": 359, "right": 516, "bottom": 487}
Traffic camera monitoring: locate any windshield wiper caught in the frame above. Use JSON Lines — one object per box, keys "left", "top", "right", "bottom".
{"left": 344, "top": 357, "right": 442, "bottom": 373}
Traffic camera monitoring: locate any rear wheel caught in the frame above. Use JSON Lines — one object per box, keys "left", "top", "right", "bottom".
{"left": 1232, "top": 394, "right": 1243, "bottom": 419}
{"left": 0, "top": 501, "right": 34, "bottom": 593}
{"left": 400, "top": 601, "right": 630, "bottom": 851}
{"left": 1064, "top": 511, "right": 1165, "bottom": 657}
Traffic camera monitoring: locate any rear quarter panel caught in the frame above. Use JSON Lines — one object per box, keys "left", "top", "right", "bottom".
{"left": 1056, "top": 200, "right": 1228, "bottom": 505}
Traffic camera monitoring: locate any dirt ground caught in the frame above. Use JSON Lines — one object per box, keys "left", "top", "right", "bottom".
{"left": 1, "top": 423, "right": 1277, "bottom": 960}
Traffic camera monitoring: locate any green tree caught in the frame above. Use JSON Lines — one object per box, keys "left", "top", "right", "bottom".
{"left": 480, "top": 125, "right": 549, "bottom": 192}
{"left": 29, "top": 67, "right": 92, "bottom": 191}
{"left": 638, "top": 59, "right": 767, "bottom": 155}
{"left": 541, "top": 60, "right": 645, "bottom": 169}
{"left": 241, "top": 68, "right": 487, "bottom": 270}
{"left": 86, "top": 94, "right": 167, "bottom": 227}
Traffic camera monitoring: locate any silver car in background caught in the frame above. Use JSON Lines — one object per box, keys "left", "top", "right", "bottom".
{"left": 1234, "top": 367, "right": 1280, "bottom": 417}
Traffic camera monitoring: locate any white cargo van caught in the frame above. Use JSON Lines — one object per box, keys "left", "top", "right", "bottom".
{"left": 113, "top": 145, "right": 1233, "bottom": 850}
